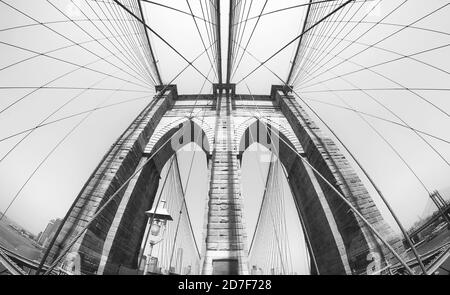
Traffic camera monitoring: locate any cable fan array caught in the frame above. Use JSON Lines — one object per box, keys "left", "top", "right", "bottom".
{"left": 248, "top": 156, "right": 309, "bottom": 275}
{"left": 287, "top": 0, "right": 450, "bottom": 189}
{"left": 0, "top": 0, "right": 162, "bottom": 221}
{"left": 141, "top": 155, "right": 201, "bottom": 275}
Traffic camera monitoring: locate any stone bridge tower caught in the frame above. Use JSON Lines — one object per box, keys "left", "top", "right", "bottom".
{"left": 48, "top": 84, "right": 402, "bottom": 275}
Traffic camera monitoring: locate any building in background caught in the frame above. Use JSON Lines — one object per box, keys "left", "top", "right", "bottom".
{"left": 35, "top": 232, "right": 42, "bottom": 243}
{"left": 38, "top": 219, "right": 61, "bottom": 248}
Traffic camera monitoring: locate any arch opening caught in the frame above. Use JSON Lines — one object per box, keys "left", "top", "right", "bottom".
{"left": 138, "top": 143, "right": 208, "bottom": 275}
{"left": 93, "top": 119, "right": 212, "bottom": 274}
{"left": 241, "top": 142, "right": 311, "bottom": 275}
{"left": 237, "top": 119, "right": 380, "bottom": 274}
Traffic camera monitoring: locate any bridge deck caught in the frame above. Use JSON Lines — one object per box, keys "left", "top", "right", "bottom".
{"left": 0, "top": 247, "right": 26, "bottom": 275}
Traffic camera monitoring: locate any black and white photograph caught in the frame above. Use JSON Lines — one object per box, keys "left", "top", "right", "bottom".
{"left": 0, "top": 0, "right": 449, "bottom": 286}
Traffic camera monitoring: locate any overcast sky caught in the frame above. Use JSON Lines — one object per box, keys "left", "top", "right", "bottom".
{"left": 0, "top": 0, "right": 449, "bottom": 274}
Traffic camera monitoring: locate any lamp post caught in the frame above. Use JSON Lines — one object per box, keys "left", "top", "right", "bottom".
{"left": 143, "top": 200, "right": 173, "bottom": 275}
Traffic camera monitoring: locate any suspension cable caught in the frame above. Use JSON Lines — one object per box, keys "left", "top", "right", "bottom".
{"left": 244, "top": 82, "right": 415, "bottom": 274}
{"left": 113, "top": 0, "right": 213, "bottom": 83}
{"left": 237, "top": 42, "right": 429, "bottom": 273}
{"left": 236, "top": 0, "right": 354, "bottom": 85}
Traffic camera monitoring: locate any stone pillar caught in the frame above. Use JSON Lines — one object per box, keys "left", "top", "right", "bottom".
{"left": 96, "top": 158, "right": 161, "bottom": 274}
{"left": 48, "top": 88, "right": 176, "bottom": 274}
{"left": 202, "top": 91, "right": 249, "bottom": 275}
{"left": 274, "top": 88, "right": 403, "bottom": 274}
{"left": 287, "top": 158, "right": 352, "bottom": 274}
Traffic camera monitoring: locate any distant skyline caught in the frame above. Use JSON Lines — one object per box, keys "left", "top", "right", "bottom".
{"left": 2, "top": 183, "right": 449, "bottom": 238}
{"left": 0, "top": 210, "right": 60, "bottom": 236}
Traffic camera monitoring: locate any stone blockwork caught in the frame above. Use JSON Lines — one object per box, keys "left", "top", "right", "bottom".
{"left": 273, "top": 89, "right": 403, "bottom": 273}
{"left": 49, "top": 85, "right": 402, "bottom": 275}
{"left": 48, "top": 89, "right": 176, "bottom": 274}
{"left": 202, "top": 91, "right": 249, "bottom": 275}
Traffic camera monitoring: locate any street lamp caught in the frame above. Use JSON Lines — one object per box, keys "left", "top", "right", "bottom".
{"left": 143, "top": 200, "right": 173, "bottom": 275}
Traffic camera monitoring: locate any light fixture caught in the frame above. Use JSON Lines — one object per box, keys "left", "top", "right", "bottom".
{"left": 143, "top": 200, "right": 173, "bottom": 275}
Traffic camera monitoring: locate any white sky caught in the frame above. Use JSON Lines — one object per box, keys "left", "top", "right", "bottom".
{"left": 0, "top": 0, "right": 449, "bottom": 274}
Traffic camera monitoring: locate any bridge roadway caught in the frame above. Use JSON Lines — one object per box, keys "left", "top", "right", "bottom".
{"left": 409, "top": 205, "right": 450, "bottom": 242}
{"left": 1, "top": 237, "right": 449, "bottom": 275}
{"left": 0, "top": 244, "right": 68, "bottom": 275}
{"left": 0, "top": 247, "right": 27, "bottom": 275}
{"left": 392, "top": 229, "right": 450, "bottom": 275}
